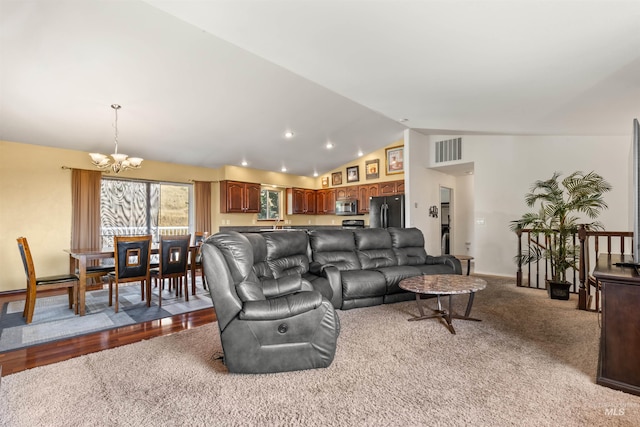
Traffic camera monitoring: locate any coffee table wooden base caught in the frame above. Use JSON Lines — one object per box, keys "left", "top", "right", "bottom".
{"left": 408, "top": 293, "right": 481, "bottom": 334}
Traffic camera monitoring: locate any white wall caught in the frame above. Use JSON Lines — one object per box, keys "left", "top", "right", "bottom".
{"left": 408, "top": 134, "right": 632, "bottom": 276}
{"left": 453, "top": 174, "right": 474, "bottom": 257}
{"left": 405, "top": 130, "right": 457, "bottom": 255}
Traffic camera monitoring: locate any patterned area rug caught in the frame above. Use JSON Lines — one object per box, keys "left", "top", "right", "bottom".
{"left": 0, "top": 278, "right": 212, "bottom": 353}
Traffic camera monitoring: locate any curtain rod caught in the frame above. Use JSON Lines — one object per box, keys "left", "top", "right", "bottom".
{"left": 61, "top": 166, "right": 109, "bottom": 173}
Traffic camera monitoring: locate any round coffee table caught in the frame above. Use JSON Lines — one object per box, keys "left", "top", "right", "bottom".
{"left": 399, "top": 274, "right": 487, "bottom": 334}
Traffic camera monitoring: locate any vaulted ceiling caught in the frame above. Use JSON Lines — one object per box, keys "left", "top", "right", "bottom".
{"left": 2, "top": 1, "right": 639, "bottom": 176}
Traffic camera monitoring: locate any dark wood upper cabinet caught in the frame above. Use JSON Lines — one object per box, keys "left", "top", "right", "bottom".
{"left": 316, "top": 189, "right": 336, "bottom": 215}
{"left": 357, "top": 184, "right": 379, "bottom": 214}
{"left": 336, "top": 186, "right": 358, "bottom": 200}
{"left": 220, "top": 180, "right": 261, "bottom": 213}
{"left": 287, "top": 188, "right": 317, "bottom": 215}
{"left": 378, "top": 180, "right": 404, "bottom": 196}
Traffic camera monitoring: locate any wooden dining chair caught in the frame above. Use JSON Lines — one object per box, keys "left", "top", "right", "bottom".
{"left": 16, "top": 237, "right": 79, "bottom": 324}
{"left": 189, "top": 232, "right": 208, "bottom": 294}
{"left": 108, "top": 235, "right": 152, "bottom": 313}
{"left": 151, "top": 234, "right": 191, "bottom": 307}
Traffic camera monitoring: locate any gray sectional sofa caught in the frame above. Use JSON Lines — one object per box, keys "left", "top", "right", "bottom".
{"left": 202, "top": 226, "right": 461, "bottom": 373}
{"left": 211, "top": 227, "right": 462, "bottom": 311}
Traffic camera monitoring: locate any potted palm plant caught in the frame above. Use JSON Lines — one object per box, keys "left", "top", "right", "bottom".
{"left": 510, "top": 171, "right": 612, "bottom": 299}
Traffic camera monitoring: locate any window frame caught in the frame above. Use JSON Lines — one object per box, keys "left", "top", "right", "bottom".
{"left": 100, "top": 177, "right": 193, "bottom": 246}
{"left": 258, "top": 188, "right": 282, "bottom": 220}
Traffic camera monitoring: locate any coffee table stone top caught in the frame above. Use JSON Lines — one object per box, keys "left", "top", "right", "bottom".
{"left": 399, "top": 274, "right": 487, "bottom": 295}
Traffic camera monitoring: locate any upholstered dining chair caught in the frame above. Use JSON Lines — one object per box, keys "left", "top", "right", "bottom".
{"left": 188, "top": 232, "right": 208, "bottom": 293}
{"left": 108, "top": 235, "right": 152, "bottom": 313}
{"left": 151, "top": 234, "right": 191, "bottom": 307}
{"left": 16, "top": 237, "right": 79, "bottom": 324}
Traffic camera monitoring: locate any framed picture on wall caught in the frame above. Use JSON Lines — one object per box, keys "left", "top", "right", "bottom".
{"left": 331, "top": 171, "right": 342, "bottom": 186}
{"left": 346, "top": 166, "right": 359, "bottom": 183}
{"left": 365, "top": 159, "right": 379, "bottom": 180}
{"left": 322, "top": 176, "right": 329, "bottom": 188}
{"left": 385, "top": 145, "right": 404, "bottom": 175}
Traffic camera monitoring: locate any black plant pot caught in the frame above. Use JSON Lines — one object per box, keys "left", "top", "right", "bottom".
{"left": 547, "top": 280, "right": 571, "bottom": 300}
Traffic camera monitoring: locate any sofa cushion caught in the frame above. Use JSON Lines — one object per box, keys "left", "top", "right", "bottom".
{"left": 236, "top": 279, "right": 267, "bottom": 302}
{"left": 340, "top": 270, "right": 386, "bottom": 299}
{"left": 309, "top": 230, "right": 361, "bottom": 271}
{"left": 244, "top": 233, "right": 273, "bottom": 280}
{"left": 268, "top": 254, "right": 310, "bottom": 278}
{"left": 375, "top": 266, "right": 424, "bottom": 293}
{"left": 354, "top": 228, "right": 397, "bottom": 269}
{"left": 388, "top": 227, "right": 428, "bottom": 265}
{"left": 263, "top": 231, "right": 310, "bottom": 277}
{"left": 212, "top": 231, "right": 255, "bottom": 283}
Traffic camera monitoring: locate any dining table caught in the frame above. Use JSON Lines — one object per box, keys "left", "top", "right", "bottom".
{"left": 66, "top": 245, "right": 202, "bottom": 316}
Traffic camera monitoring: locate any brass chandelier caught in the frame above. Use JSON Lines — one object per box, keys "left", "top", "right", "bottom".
{"left": 89, "top": 104, "right": 143, "bottom": 173}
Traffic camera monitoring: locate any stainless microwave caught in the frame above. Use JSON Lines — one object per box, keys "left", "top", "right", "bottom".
{"left": 336, "top": 199, "right": 359, "bottom": 216}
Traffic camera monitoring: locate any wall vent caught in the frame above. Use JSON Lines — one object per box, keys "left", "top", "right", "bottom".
{"left": 435, "top": 137, "right": 462, "bottom": 163}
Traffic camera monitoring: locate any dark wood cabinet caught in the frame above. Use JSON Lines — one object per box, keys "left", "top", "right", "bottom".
{"left": 220, "top": 180, "right": 261, "bottom": 213}
{"left": 357, "top": 184, "right": 379, "bottom": 214}
{"left": 286, "top": 188, "right": 316, "bottom": 215}
{"left": 336, "top": 186, "right": 358, "bottom": 200}
{"left": 593, "top": 254, "right": 640, "bottom": 396}
{"left": 378, "top": 180, "right": 404, "bottom": 196}
{"left": 316, "top": 189, "right": 336, "bottom": 215}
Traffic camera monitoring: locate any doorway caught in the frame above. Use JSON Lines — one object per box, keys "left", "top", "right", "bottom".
{"left": 440, "top": 187, "right": 452, "bottom": 255}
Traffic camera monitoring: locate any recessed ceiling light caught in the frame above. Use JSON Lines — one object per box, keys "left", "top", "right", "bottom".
{"left": 357, "top": 150, "right": 364, "bottom": 157}
{"left": 241, "top": 160, "right": 248, "bottom": 166}
{"left": 284, "top": 131, "right": 294, "bottom": 138}
{"left": 326, "top": 142, "right": 334, "bottom": 149}
{"left": 281, "top": 166, "right": 287, "bottom": 172}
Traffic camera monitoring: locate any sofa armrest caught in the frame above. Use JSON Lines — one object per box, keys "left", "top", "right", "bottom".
{"left": 262, "top": 274, "right": 305, "bottom": 298}
{"left": 309, "top": 262, "right": 343, "bottom": 308}
{"left": 426, "top": 255, "right": 463, "bottom": 274}
{"left": 239, "top": 291, "right": 323, "bottom": 320}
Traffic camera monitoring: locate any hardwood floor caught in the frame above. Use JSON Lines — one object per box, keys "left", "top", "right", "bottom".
{"left": 0, "top": 306, "right": 217, "bottom": 377}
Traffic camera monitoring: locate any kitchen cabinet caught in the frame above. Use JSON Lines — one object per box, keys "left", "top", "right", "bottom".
{"left": 378, "top": 180, "right": 405, "bottom": 196}
{"left": 316, "top": 189, "right": 336, "bottom": 215}
{"left": 220, "top": 180, "right": 261, "bottom": 213}
{"left": 336, "top": 186, "right": 358, "bottom": 200}
{"left": 287, "top": 188, "right": 316, "bottom": 215}
{"left": 357, "top": 184, "right": 379, "bottom": 214}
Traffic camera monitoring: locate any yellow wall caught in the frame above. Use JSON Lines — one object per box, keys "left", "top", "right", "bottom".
{"left": 0, "top": 140, "right": 218, "bottom": 292}
{"left": 0, "top": 139, "right": 403, "bottom": 292}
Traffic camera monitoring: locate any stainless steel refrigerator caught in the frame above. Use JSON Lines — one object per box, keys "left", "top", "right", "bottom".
{"left": 369, "top": 194, "right": 405, "bottom": 228}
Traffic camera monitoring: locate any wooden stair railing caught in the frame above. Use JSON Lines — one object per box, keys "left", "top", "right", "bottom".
{"left": 515, "top": 228, "right": 579, "bottom": 292}
{"left": 577, "top": 226, "right": 633, "bottom": 311}
{"left": 516, "top": 226, "right": 633, "bottom": 311}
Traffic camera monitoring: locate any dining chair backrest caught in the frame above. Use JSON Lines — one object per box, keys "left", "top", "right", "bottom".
{"left": 194, "top": 232, "right": 207, "bottom": 246}
{"left": 114, "top": 235, "right": 152, "bottom": 281}
{"left": 159, "top": 234, "right": 190, "bottom": 276}
{"left": 17, "top": 237, "right": 37, "bottom": 285}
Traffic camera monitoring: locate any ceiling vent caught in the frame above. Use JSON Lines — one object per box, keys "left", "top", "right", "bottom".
{"left": 435, "top": 137, "right": 462, "bottom": 163}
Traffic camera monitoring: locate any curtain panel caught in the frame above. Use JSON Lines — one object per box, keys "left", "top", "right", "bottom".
{"left": 194, "top": 181, "right": 212, "bottom": 234}
{"left": 71, "top": 169, "right": 102, "bottom": 249}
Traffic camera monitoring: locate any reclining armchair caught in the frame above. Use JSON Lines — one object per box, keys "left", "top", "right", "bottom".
{"left": 201, "top": 231, "right": 340, "bottom": 374}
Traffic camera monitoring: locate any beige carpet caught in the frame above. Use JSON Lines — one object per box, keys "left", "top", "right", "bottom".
{"left": 1, "top": 276, "right": 639, "bottom": 426}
